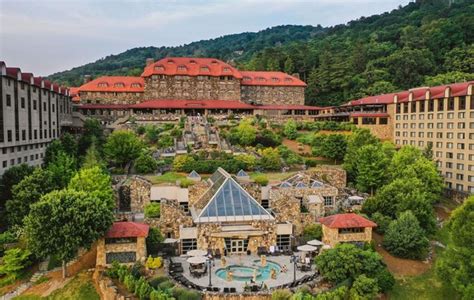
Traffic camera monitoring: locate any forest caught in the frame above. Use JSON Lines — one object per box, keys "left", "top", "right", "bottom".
{"left": 47, "top": 0, "right": 474, "bottom": 106}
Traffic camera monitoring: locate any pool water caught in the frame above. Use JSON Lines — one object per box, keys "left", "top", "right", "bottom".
{"left": 215, "top": 260, "right": 281, "bottom": 282}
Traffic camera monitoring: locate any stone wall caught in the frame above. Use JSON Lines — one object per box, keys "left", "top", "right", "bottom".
{"left": 307, "top": 166, "right": 347, "bottom": 189}
{"left": 79, "top": 91, "right": 143, "bottom": 105}
{"left": 241, "top": 85, "right": 305, "bottom": 105}
{"left": 143, "top": 76, "right": 241, "bottom": 101}
{"left": 121, "top": 176, "right": 152, "bottom": 213}
{"left": 93, "top": 268, "right": 126, "bottom": 300}
{"left": 188, "top": 181, "right": 212, "bottom": 209}
{"left": 321, "top": 225, "right": 372, "bottom": 248}
{"left": 96, "top": 237, "right": 147, "bottom": 267}
{"left": 146, "top": 199, "right": 193, "bottom": 239}
{"left": 203, "top": 293, "right": 271, "bottom": 300}
{"left": 356, "top": 123, "right": 392, "bottom": 141}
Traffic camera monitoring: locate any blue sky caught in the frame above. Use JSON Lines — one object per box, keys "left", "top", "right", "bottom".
{"left": 0, "top": 0, "right": 411, "bottom": 76}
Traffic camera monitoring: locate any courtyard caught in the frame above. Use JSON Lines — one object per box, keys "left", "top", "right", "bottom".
{"left": 169, "top": 252, "right": 319, "bottom": 293}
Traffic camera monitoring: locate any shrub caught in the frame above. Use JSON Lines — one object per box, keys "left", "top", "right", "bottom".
{"left": 135, "top": 151, "right": 158, "bottom": 174}
{"left": 136, "top": 126, "right": 146, "bottom": 135}
{"left": 158, "top": 280, "right": 174, "bottom": 290}
{"left": 179, "top": 178, "right": 195, "bottom": 188}
{"left": 130, "top": 261, "right": 144, "bottom": 279}
{"left": 146, "top": 256, "right": 163, "bottom": 269}
{"left": 124, "top": 274, "right": 136, "bottom": 292}
{"left": 271, "top": 289, "right": 292, "bottom": 300}
{"left": 349, "top": 275, "right": 379, "bottom": 300}
{"left": 253, "top": 174, "right": 269, "bottom": 186}
{"left": 302, "top": 224, "right": 322, "bottom": 242}
{"left": 149, "top": 276, "right": 169, "bottom": 288}
{"left": 0, "top": 248, "right": 31, "bottom": 280}
{"left": 144, "top": 203, "right": 161, "bottom": 218}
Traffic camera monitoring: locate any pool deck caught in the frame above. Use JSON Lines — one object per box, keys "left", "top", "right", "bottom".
{"left": 173, "top": 253, "right": 316, "bottom": 292}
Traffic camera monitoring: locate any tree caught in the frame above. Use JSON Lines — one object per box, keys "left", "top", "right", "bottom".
{"left": 383, "top": 211, "right": 430, "bottom": 260}
{"left": 283, "top": 119, "right": 298, "bottom": 140}
{"left": 82, "top": 142, "right": 105, "bottom": 169}
{"left": 234, "top": 154, "right": 257, "bottom": 170}
{"left": 47, "top": 151, "right": 77, "bottom": 189}
{"left": 315, "top": 286, "right": 348, "bottom": 300}
{"left": 25, "top": 189, "right": 115, "bottom": 278}
{"left": 349, "top": 275, "right": 379, "bottom": 300}
{"left": 68, "top": 166, "right": 114, "bottom": 203}
{"left": 0, "top": 164, "right": 35, "bottom": 208}
{"left": 78, "top": 118, "right": 104, "bottom": 155}
{"left": 259, "top": 148, "right": 282, "bottom": 171}
{"left": 363, "top": 177, "right": 436, "bottom": 234}
{"left": 354, "top": 144, "right": 389, "bottom": 195}
{"left": 321, "top": 134, "right": 347, "bottom": 163}
{"left": 60, "top": 132, "right": 78, "bottom": 158}
{"left": 271, "top": 289, "right": 292, "bottom": 300}
{"left": 0, "top": 248, "right": 31, "bottom": 280}
{"left": 104, "top": 130, "right": 144, "bottom": 169}
{"left": 343, "top": 129, "right": 379, "bottom": 182}
{"left": 302, "top": 224, "right": 322, "bottom": 242}
{"left": 6, "top": 168, "right": 56, "bottom": 226}
{"left": 43, "top": 140, "right": 65, "bottom": 167}
{"left": 284, "top": 57, "right": 295, "bottom": 74}
{"left": 146, "top": 227, "right": 164, "bottom": 255}
{"left": 135, "top": 151, "right": 158, "bottom": 174}
{"left": 436, "top": 196, "right": 474, "bottom": 299}
{"left": 172, "top": 155, "right": 195, "bottom": 172}
{"left": 236, "top": 121, "right": 256, "bottom": 146}
{"left": 389, "top": 146, "right": 443, "bottom": 202}
{"left": 315, "top": 243, "right": 387, "bottom": 285}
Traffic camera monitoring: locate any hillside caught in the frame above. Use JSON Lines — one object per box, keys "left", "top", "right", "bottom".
{"left": 48, "top": 0, "right": 474, "bottom": 106}
{"left": 47, "top": 25, "right": 324, "bottom": 87}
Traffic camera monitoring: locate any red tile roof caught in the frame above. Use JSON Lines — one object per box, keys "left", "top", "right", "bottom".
{"left": 429, "top": 85, "right": 447, "bottom": 99}
{"left": 350, "top": 112, "right": 389, "bottom": 118}
{"left": 79, "top": 76, "right": 144, "bottom": 92}
{"left": 450, "top": 81, "right": 473, "bottom": 97}
{"left": 105, "top": 222, "right": 149, "bottom": 239}
{"left": 130, "top": 99, "right": 254, "bottom": 110}
{"left": 6, "top": 67, "right": 21, "bottom": 79}
{"left": 350, "top": 93, "right": 396, "bottom": 106}
{"left": 78, "top": 104, "right": 131, "bottom": 110}
{"left": 240, "top": 71, "right": 306, "bottom": 87}
{"left": 409, "top": 87, "right": 429, "bottom": 101}
{"left": 142, "top": 57, "right": 243, "bottom": 79}
{"left": 319, "top": 213, "right": 377, "bottom": 229}
{"left": 395, "top": 91, "right": 409, "bottom": 103}
{"left": 255, "top": 104, "right": 321, "bottom": 110}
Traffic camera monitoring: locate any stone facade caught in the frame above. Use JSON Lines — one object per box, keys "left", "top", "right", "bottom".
{"left": 241, "top": 85, "right": 305, "bottom": 105}
{"left": 321, "top": 225, "right": 373, "bottom": 248}
{"left": 188, "top": 181, "right": 212, "bottom": 209}
{"left": 307, "top": 166, "right": 347, "bottom": 189}
{"left": 143, "top": 76, "right": 241, "bottom": 101}
{"left": 120, "top": 176, "right": 152, "bottom": 213}
{"left": 147, "top": 199, "right": 193, "bottom": 239}
{"left": 79, "top": 91, "right": 143, "bottom": 105}
{"left": 96, "top": 236, "right": 147, "bottom": 267}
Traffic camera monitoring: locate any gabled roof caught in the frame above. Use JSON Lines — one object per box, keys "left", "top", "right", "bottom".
{"left": 142, "top": 57, "right": 243, "bottom": 79}
{"left": 78, "top": 76, "right": 144, "bottom": 92}
{"left": 131, "top": 99, "right": 253, "bottom": 110}
{"left": 105, "top": 222, "right": 149, "bottom": 238}
{"left": 319, "top": 213, "right": 376, "bottom": 229}
{"left": 240, "top": 71, "right": 307, "bottom": 87}
{"left": 195, "top": 169, "right": 273, "bottom": 223}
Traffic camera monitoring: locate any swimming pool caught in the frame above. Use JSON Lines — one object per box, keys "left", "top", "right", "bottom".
{"left": 215, "top": 260, "right": 281, "bottom": 282}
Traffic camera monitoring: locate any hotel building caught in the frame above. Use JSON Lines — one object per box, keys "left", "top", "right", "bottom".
{"left": 0, "top": 61, "right": 73, "bottom": 175}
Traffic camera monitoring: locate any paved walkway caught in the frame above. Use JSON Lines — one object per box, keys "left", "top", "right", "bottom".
{"left": 173, "top": 253, "right": 316, "bottom": 292}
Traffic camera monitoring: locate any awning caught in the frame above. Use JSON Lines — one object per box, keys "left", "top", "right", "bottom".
{"left": 210, "top": 230, "right": 265, "bottom": 238}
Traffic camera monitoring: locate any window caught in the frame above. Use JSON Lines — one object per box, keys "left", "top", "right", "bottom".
{"left": 338, "top": 227, "right": 364, "bottom": 234}
{"left": 438, "top": 99, "right": 444, "bottom": 111}
{"left": 448, "top": 97, "right": 455, "bottom": 110}
{"left": 7, "top": 130, "right": 12, "bottom": 142}
{"left": 106, "top": 252, "right": 136, "bottom": 264}
{"left": 419, "top": 101, "right": 425, "bottom": 112}
{"left": 21, "top": 97, "right": 25, "bottom": 109}
{"left": 323, "top": 196, "right": 333, "bottom": 206}
{"left": 459, "top": 96, "right": 466, "bottom": 110}
{"left": 6, "top": 94, "right": 11, "bottom": 106}
{"left": 428, "top": 99, "right": 434, "bottom": 112}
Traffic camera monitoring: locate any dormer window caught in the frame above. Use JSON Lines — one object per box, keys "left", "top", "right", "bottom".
{"left": 271, "top": 77, "right": 279, "bottom": 82}
{"left": 167, "top": 59, "right": 175, "bottom": 64}
{"left": 97, "top": 82, "right": 108, "bottom": 88}
{"left": 223, "top": 67, "right": 230, "bottom": 72}
{"left": 177, "top": 65, "right": 187, "bottom": 71}
{"left": 189, "top": 60, "right": 197, "bottom": 64}
{"left": 154, "top": 65, "right": 165, "bottom": 71}
{"left": 200, "top": 66, "right": 210, "bottom": 72}
{"left": 284, "top": 77, "right": 293, "bottom": 82}
{"left": 243, "top": 76, "right": 251, "bottom": 81}
{"left": 114, "top": 83, "right": 125, "bottom": 88}
{"left": 131, "top": 83, "right": 141, "bottom": 88}
{"left": 256, "top": 77, "right": 265, "bottom": 82}
{"left": 211, "top": 60, "right": 218, "bottom": 64}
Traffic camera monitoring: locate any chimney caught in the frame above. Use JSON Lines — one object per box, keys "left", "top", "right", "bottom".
{"left": 292, "top": 73, "right": 300, "bottom": 79}
{"left": 146, "top": 58, "right": 154, "bottom": 66}
{"left": 84, "top": 75, "right": 92, "bottom": 83}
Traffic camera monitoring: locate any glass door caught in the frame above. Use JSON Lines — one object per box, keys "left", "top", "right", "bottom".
{"left": 230, "top": 240, "right": 245, "bottom": 253}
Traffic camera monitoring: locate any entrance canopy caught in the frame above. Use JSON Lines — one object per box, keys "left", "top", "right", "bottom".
{"left": 187, "top": 249, "right": 208, "bottom": 257}
{"left": 195, "top": 168, "right": 274, "bottom": 223}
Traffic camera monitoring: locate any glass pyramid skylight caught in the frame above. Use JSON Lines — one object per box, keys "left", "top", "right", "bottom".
{"left": 279, "top": 181, "right": 292, "bottom": 188}
{"left": 295, "top": 182, "right": 307, "bottom": 188}
{"left": 188, "top": 170, "right": 200, "bottom": 178}
{"left": 236, "top": 169, "right": 248, "bottom": 177}
{"left": 311, "top": 180, "right": 323, "bottom": 188}
{"left": 195, "top": 176, "right": 273, "bottom": 223}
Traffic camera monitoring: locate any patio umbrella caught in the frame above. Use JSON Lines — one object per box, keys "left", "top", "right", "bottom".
{"left": 187, "top": 256, "right": 208, "bottom": 264}
{"left": 307, "top": 239, "right": 324, "bottom": 246}
{"left": 187, "top": 249, "right": 208, "bottom": 257}
{"left": 297, "top": 245, "right": 317, "bottom": 252}
{"left": 163, "top": 238, "right": 178, "bottom": 244}
{"left": 321, "top": 245, "right": 331, "bottom": 250}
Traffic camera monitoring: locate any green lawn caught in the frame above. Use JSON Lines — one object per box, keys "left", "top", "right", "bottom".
{"left": 145, "top": 172, "right": 187, "bottom": 184}
{"left": 389, "top": 205, "right": 460, "bottom": 300}
{"left": 13, "top": 272, "right": 99, "bottom": 300}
